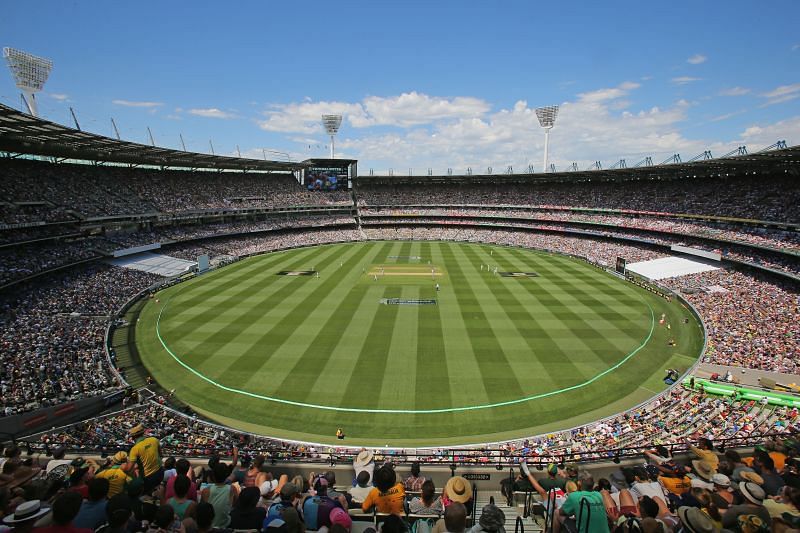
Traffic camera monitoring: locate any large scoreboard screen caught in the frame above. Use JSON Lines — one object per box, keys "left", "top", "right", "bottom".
{"left": 305, "top": 164, "right": 349, "bottom": 191}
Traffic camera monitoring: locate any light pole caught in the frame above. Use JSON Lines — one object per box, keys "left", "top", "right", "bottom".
{"left": 322, "top": 114, "right": 342, "bottom": 159}
{"left": 535, "top": 105, "right": 559, "bottom": 173}
{"left": 3, "top": 47, "right": 53, "bottom": 117}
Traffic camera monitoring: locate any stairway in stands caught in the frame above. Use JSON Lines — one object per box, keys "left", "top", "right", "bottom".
{"left": 474, "top": 490, "right": 544, "bottom": 533}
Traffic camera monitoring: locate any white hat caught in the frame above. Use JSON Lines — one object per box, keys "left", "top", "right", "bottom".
{"left": 711, "top": 473, "right": 731, "bottom": 488}
{"left": 2, "top": 500, "right": 50, "bottom": 525}
{"left": 739, "top": 481, "right": 765, "bottom": 505}
{"left": 354, "top": 449, "right": 374, "bottom": 468}
{"left": 260, "top": 479, "right": 278, "bottom": 497}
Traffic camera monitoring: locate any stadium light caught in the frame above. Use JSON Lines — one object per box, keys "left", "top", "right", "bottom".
{"left": 3, "top": 47, "right": 53, "bottom": 117}
{"left": 535, "top": 105, "right": 559, "bottom": 173}
{"left": 322, "top": 114, "right": 342, "bottom": 159}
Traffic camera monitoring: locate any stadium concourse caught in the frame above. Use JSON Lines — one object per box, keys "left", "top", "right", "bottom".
{"left": 1, "top": 123, "right": 800, "bottom": 531}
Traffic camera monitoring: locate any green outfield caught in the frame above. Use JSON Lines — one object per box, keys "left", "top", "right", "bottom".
{"left": 135, "top": 241, "right": 704, "bottom": 446}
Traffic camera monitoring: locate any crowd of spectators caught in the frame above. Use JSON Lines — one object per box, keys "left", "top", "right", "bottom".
{"left": 0, "top": 239, "right": 105, "bottom": 286}
{"left": 1, "top": 265, "right": 160, "bottom": 416}
{"left": 107, "top": 215, "right": 355, "bottom": 250}
{"left": 357, "top": 175, "right": 800, "bottom": 222}
{"left": 661, "top": 270, "right": 800, "bottom": 374}
{"left": 362, "top": 207, "right": 800, "bottom": 252}
{"left": 2, "top": 397, "right": 798, "bottom": 532}
{"left": 0, "top": 160, "right": 349, "bottom": 222}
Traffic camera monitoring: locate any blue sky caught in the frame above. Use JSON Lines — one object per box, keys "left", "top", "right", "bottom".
{"left": 2, "top": 0, "right": 799, "bottom": 174}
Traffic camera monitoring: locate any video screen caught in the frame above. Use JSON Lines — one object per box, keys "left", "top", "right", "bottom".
{"left": 305, "top": 167, "right": 348, "bottom": 191}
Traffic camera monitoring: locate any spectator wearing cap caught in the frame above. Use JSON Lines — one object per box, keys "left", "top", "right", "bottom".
{"left": 2, "top": 500, "right": 50, "bottom": 533}
{"left": 710, "top": 474, "right": 735, "bottom": 509}
{"left": 94, "top": 452, "right": 132, "bottom": 498}
{"left": 348, "top": 471, "right": 373, "bottom": 504}
{"left": 229, "top": 486, "right": 265, "bottom": 530}
{"left": 537, "top": 464, "right": 566, "bottom": 493}
{"left": 721, "top": 482, "right": 771, "bottom": 529}
{"left": 443, "top": 476, "right": 472, "bottom": 513}
{"left": 35, "top": 491, "right": 92, "bottom": 533}
{"left": 468, "top": 504, "right": 505, "bottom": 533}
{"left": 404, "top": 462, "right": 426, "bottom": 492}
{"left": 127, "top": 425, "right": 163, "bottom": 493}
{"left": 329, "top": 507, "right": 351, "bottom": 532}
{"left": 67, "top": 459, "right": 92, "bottom": 500}
{"left": 409, "top": 479, "right": 443, "bottom": 516}
{"left": 518, "top": 462, "right": 566, "bottom": 512}
{"left": 200, "top": 462, "right": 236, "bottom": 528}
{"left": 361, "top": 465, "right": 405, "bottom": 515}
{"left": 74, "top": 477, "right": 110, "bottom": 530}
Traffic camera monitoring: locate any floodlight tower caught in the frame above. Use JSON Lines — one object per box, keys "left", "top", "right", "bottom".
{"left": 322, "top": 114, "right": 343, "bottom": 159}
{"left": 535, "top": 105, "right": 559, "bottom": 173}
{"left": 3, "top": 47, "right": 53, "bottom": 117}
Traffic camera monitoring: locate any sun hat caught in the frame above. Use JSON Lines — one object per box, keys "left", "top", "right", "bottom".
{"left": 113, "top": 451, "right": 128, "bottom": 464}
{"left": 2, "top": 500, "right": 50, "bottom": 525}
{"left": 129, "top": 424, "right": 145, "bottom": 437}
{"left": 691, "top": 460, "right": 715, "bottom": 481}
{"left": 711, "top": 473, "right": 731, "bottom": 488}
{"left": 478, "top": 504, "right": 506, "bottom": 533}
{"left": 677, "top": 506, "right": 714, "bottom": 533}
{"left": 329, "top": 507, "right": 352, "bottom": 529}
{"left": 445, "top": 476, "right": 471, "bottom": 504}
{"left": 354, "top": 449, "right": 374, "bottom": 468}
{"left": 0, "top": 464, "right": 42, "bottom": 489}
{"left": 739, "top": 481, "right": 765, "bottom": 505}
{"left": 740, "top": 471, "right": 765, "bottom": 485}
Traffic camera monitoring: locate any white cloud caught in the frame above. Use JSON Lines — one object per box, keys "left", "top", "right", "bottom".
{"left": 671, "top": 76, "right": 702, "bottom": 85}
{"left": 793, "top": 44, "right": 800, "bottom": 51}
{"left": 760, "top": 83, "right": 800, "bottom": 106}
{"left": 256, "top": 92, "right": 489, "bottom": 133}
{"left": 710, "top": 110, "right": 746, "bottom": 122}
{"left": 719, "top": 87, "right": 751, "bottom": 96}
{"left": 112, "top": 99, "right": 164, "bottom": 108}
{"left": 687, "top": 54, "right": 707, "bottom": 65}
{"left": 738, "top": 116, "right": 800, "bottom": 148}
{"left": 48, "top": 93, "right": 69, "bottom": 101}
{"left": 188, "top": 108, "right": 237, "bottom": 119}
{"left": 577, "top": 81, "right": 640, "bottom": 103}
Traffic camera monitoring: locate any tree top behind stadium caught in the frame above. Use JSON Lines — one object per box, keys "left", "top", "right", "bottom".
{"left": 0, "top": 103, "right": 303, "bottom": 172}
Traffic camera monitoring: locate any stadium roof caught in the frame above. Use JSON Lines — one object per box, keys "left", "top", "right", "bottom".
{"left": 0, "top": 103, "right": 302, "bottom": 172}
{"left": 356, "top": 144, "right": 800, "bottom": 184}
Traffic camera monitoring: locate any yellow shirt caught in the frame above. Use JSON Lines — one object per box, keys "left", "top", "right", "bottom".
{"left": 690, "top": 446, "right": 719, "bottom": 470}
{"left": 130, "top": 436, "right": 161, "bottom": 477}
{"left": 659, "top": 475, "right": 691, "bottom": 496}
{"left": 362, "top": 483, "right": 406, "bottom": 514}
{"left": 96, "top": 466, "right": 132, "bottom": 497}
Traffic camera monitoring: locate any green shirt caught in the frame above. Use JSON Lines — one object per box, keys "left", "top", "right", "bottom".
{"left": 560, "top": 491, "right": 609, "bottom": 533}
